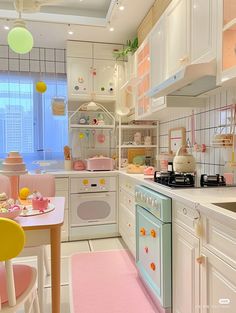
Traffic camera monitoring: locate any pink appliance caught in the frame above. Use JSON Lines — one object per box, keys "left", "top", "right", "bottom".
{"left": 86, "top": 157, "right": 114, "bottom": 171}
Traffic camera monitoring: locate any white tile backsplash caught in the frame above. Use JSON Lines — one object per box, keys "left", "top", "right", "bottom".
{"left": 159, "top": 88, "right": 236, "bottom": 182}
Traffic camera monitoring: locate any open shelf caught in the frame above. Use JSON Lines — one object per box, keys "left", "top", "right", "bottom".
{"left": 119, "top": 145, "right": 157, "bottom": 148}
{"left": 118, "top": 125, "right": 157, "bottom": 129}
{"left": 70, "top": 124, "right": 115, "bottom": 129}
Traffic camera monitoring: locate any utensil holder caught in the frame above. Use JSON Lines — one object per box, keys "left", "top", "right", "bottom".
{"left": 64, "top": 160, "right": 72, "bottom": 171}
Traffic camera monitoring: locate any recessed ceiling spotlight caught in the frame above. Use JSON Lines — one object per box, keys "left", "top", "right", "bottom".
{"left": 68, "top": 30, "right": 74, "bottom": 35}
{"left": 119, "top": 5, "right": 125, "bottom": 10}
{"left": 109, "top": 27, "right": 114, "bottom": 32}
{"left": 4, "top": 25, "right": 10, "bottom": 30}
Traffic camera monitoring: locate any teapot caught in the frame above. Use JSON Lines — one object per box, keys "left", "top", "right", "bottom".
{"left": 173, "top": 146, "right": 196, "bottom": 173}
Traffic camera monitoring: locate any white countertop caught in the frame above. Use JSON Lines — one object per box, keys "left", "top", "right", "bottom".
{"left": 36, "top": 169, "right": 236, "bottom": 225}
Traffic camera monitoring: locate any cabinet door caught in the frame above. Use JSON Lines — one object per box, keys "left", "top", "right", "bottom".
{"left": 67, "top": 57, "right": 93, "bottom": 99}
{"left": 93, "top": 59, "right": 117, "bottom": 96}
{"left": 67, "top": 41, "right": 93, "bottom": 58}
{"left": 166, "top": 0, "right": 190, "bottom": 77}
{"left": 201, "top": 247, "right": 236, "bottom": 313}
{"left": 191, "top": 0, "right": 216, "bottom": 63}
{"left": 150, "top": 16, "right": 166, "bottom": 88}
{"left": 172, "top": 223, "right": 200, "bottom": 313}
{"left": 93, "top": 43, "right": 123, "bottom": 60}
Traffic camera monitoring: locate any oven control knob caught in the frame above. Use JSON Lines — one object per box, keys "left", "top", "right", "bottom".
{"left": 148, "top": 197, "right": 153, "bottom": 205}
{"left": 140, "top": 228, "right": 146, "bottom": 236}
{"left": 150, "top": 229, "right": 156, "bottom": 238}
{"left": 150, "top": 262, "right": 156, "bottom": 271}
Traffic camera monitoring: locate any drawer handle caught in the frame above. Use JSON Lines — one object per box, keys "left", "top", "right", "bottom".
{"left": 150, "top": 262, "right": 156, "bottom": 271}
{"left": 196, "top": 256, "right": 205, "bottom": 265}
{"left": 145, "top": 246, "right": 149, "bottom": 254}
{"left": 183, "top": 208, "right": 187, "bottom": 215}
{"left": 150, "top": 229, "right": 156, "bottom": 238}
{"left": 140, "top": 228, "right": 146, "bottom": 236}
{"left": 128, "top": 223, "right": 131, "bottom": 227}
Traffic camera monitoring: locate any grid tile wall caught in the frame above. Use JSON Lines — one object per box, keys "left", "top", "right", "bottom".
{"left": 159, "top": 87, "right": 236, "bottom": 182}
{"left": 0, "top": 45, "right": 66, "bottom": 74}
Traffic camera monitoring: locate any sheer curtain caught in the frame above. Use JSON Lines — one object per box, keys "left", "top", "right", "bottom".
{"left": 0, "top": 71, "right": 68, "bottom": 169}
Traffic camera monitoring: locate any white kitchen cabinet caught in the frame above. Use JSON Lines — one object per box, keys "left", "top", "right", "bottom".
{"left": 201, "top": 247, "right": 236, "bottom": 313}
{"left": 67, "top": 41, "right": 123, "bottom": 101}
{"left": 55, "top": 177, "right": 69, "bottom": 242}
{"left": 191, "top": 0, "right": 217, "bottom": 64}
{"left": 119, "top": 176, "right": 136, "bottom": 257}
{"left": 93, "top": 59, "right": 117, "bottom": 97}
{"left": 166, "top": 0, "right": 190, "bottom": 77}
{"left": 67, "top": 57, "right": 93, "bottom": 101}
{"left": 172, "top": 223, "right": 200, "bottom": 313}
{"left": 150, "top": 16, "right": 166, "bottom": 89}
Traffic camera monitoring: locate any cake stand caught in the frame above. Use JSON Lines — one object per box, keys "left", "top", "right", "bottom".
{"left": 0, "top": 170, "right": 27, "bottom": 200}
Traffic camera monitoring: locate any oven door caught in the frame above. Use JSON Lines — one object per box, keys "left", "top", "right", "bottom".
{"left": 136, "top": 205, "right": 171, "bottom": 308}
{"left": 70, "top": 192, "right": 116, "bottom": 226}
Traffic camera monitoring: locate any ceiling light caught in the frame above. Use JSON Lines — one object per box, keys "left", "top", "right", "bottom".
{"left": 119, "top": 5, "right": 125, "bottom": 10}
{"left": 4, "top": 25, "right": 10, "bottom": 30}
{"left": 8, "top": 19, "right": 33, "bottom": 54}
{"left": 68, "top": 30, "right": 74, "bottom": 35}
{"left": 109, "top": 27, "right": 114, "bottom": 32}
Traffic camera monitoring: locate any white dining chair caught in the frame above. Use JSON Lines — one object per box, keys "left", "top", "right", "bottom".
{"left": 0, "top": 217, "right": 40, "bottom": 313}
{"left": 18, "top": 174, "right": 55, "bottom": 311}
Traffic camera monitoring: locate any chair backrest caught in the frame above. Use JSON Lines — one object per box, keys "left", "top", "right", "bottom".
{"left": 19, "top": 174, "right": 55, "bottom": 197}
{"left": 0, "top": 218, "right": 25, "bottom": 307}
{"left": 0, "top": 174, "right": 11, "bottom": 197}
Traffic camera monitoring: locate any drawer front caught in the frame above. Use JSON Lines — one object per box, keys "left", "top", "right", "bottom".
{"left": 119, "top": 175, "right": 137, "bottom": 195}
{"left": 173, "top": 201, "right": 199, "bottom": 237}
{"left": 202, "top": 215, "right": 236, "bottom": 269}
{"left": 70, "top": 176, "right": 116, "bottom": 193}
{"left": 119, "top": 204, "right": 135, "bottom": 257}
{"left": 55, "top": 190, "right": 68, "bottom": 209}
{"left": 119, "top": 187, "right": 135, "bottom": 215}
{"left": 55, "top": 178, "right": 69, "bottom": 191}
{"left": 61, "top": 209, "right": 68, "bottom": 242}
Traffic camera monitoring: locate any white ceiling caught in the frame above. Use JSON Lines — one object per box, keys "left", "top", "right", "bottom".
{"left": 0, "top": 0, "right": 155, "bottom": 48}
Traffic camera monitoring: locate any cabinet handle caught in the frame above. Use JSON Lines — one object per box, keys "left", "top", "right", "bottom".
{"left": 183, "top": 208, "right": 187, "bottom": 215}
{"left": 140, "top": 228, "right": 146, "bottom": 236}
{"left": 196, "top": 256, "right": 205, "bottom": 264}
{"left": 150, "top": 229, "right": 156, "bottom": 238}
{"left": 150, "top": 262, "right": 156, "bottom": 271}
{"left": 179, "top": 56, "right": 189, "bottom": 63}
{"left": 127, "top": 223, "right": 131, "bottom": 227}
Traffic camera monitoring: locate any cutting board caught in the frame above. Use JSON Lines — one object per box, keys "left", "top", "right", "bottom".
{"left": 127, "top": 148, "right": 146, "bottom": 163}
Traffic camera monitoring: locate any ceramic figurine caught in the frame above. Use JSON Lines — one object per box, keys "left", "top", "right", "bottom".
{"left": 144, "top": 136, "right": 152, "bottom": 145}
{"left": 133, "top": 132, "right": 142, "bottom": 145}
{"left": 97, "top": 113, "right": 105, "bottom": 125}
{"left": 79, "top": 114, "right": 87, "bottom": 125}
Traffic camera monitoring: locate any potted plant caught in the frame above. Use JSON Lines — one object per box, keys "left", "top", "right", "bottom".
{"left": 113, "top": 37, "right": 138, "bottom": 60}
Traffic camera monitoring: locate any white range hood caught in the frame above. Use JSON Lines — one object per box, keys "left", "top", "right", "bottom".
{"left": 148, "top": 60, "right": 219, "bottom": 98}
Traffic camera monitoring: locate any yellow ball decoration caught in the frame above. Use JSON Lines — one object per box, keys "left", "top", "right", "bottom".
{"left": 36, "top": 81, "right": 47, "bottom": 93}
{"left": 19, "top": 187, "right": 31, "bottom": 200}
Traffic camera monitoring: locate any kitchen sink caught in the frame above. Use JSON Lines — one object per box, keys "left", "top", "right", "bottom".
{"left": 212, "top": 202, "right": 236, "bottom": 213}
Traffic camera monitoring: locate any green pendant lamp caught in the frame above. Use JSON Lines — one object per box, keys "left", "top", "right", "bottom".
{"left": 8, "top": 19, "right": 33, "bottom": 54}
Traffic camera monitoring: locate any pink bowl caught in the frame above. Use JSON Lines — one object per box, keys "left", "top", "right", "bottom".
{"left": 32, "top": 198, "right": 49, "bottom": 210}
{"left": 0, "top": 207, "right": 22, "bottom": 219}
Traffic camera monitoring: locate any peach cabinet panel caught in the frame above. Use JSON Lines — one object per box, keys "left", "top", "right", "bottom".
{"left": 153, "top": 0, "right": 172, "bottom": 24}
{"left": 223, "top": 0, "right": 236, "bottom": 25}
{"left": 223, "top": 29, "right": 236, "bottom": 71}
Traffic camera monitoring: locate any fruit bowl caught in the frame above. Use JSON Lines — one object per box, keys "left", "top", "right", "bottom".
{"left": 0, "top": 205, "right": 22, "bottom": 219}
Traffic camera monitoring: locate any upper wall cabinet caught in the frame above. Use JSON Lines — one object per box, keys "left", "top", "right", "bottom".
{"left": 67, "top": 41, "right": 123, "bottom": 102}
{"left": 218, "top": 0, "right": 236, "bottom": 84}
{"left": 166, "top": 0, "right": 190, "bottom": 77}
{"left": 191, "top": 0, "right": 217, "bottom": 64}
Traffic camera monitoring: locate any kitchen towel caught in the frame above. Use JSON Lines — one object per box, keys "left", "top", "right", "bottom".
{"left": 70, "top": 250, "right": 158, "bottom": 313}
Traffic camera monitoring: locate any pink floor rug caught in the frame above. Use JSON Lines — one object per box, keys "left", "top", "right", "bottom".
{"left": 70, "top": 250, "right": 158, "bottom": 313}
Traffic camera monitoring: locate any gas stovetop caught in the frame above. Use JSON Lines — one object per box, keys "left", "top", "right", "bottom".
{"left": 145, "top": 172, "right": 229, "bottom": 189}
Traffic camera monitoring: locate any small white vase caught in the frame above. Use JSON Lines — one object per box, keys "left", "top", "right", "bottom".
{"left": 64, "top": 160, "right": 72, "bottom": 171}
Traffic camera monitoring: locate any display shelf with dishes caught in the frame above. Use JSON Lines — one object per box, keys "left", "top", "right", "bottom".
{"left": 116, "top": 117, "right": 159, "bottom": 171}
{"left": 69, "top": 101, "right": 116, "bottom": 171}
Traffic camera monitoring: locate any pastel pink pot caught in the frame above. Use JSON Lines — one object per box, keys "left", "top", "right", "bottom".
{"left": 32, "top": 198, "right": 49, "bottom": 210}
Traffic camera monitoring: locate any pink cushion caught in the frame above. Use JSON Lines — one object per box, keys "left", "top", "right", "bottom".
{"left": 0, "top": 264, "right": 33, "bottom": 304}
{"left": 19, "top": 174, "right": 55, "bottom": 197}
